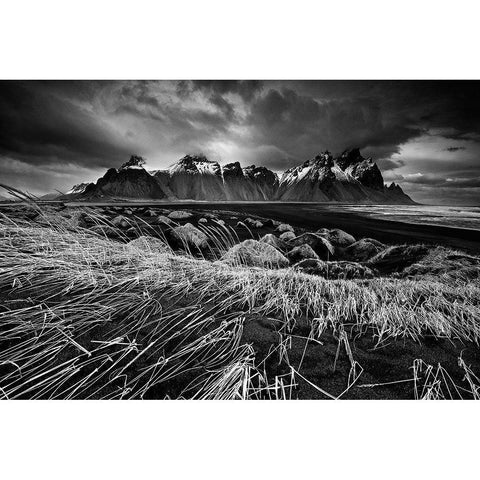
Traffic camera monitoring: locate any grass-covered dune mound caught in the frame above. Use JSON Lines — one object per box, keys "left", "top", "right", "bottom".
{"left": 0, "top": 205, "right": 480, "bottom": 399}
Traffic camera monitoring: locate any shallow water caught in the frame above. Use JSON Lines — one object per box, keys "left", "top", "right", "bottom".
{"left": 325, "top": 204, "right": 480, "bottom": 231}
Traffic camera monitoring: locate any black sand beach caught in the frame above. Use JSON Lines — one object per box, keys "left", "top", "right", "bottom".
{"left": 2, "top": 200, "right": 480, "bottom": 400}
{"left": 61, "top": 201, "right": 480, "bottom": 254}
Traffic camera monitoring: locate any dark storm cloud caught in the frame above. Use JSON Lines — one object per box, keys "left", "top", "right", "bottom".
{"left": 209, "top": 93, "right": 236, "bottom": 121}
{"left": 252, "top": 88, "right": 321, "bottom": 127}
{"left": 0, "top": 80, "right": 479, "bottom": 203}
{"left": 112, "top": 80, "right": 238, "bottom": 141}
{"left": 402, "top": 174, "right": 446, "bottom": 186}
{"left": 445, "top": 178, "right": 480, "bottom": 188}
{"left": 394, "top": 172, "right": 480, "bottom": 189}
{"left": 0, "top": 81, "right": 134, "bottom": 169}
{"left": 414, "top": 81, "right": 480, "bottom": 137}
{"left": 376, "top": 158, "right": 405, "bottom": 170}
{"left": 187, "top": 80, "right": 264, "bottom": 101}
{"left": 292, "top": 80, "right": 480, "bottom": 140}
{"left": 245, "top": 86, "right": 424, "bottom": 165}
{"left": 444, "top": 146, "right": 466, "bottom": 152}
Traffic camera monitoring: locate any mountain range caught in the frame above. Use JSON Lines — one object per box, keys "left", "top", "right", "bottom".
{"left": 63, "top": 149, "right": 414, "bottom": 204}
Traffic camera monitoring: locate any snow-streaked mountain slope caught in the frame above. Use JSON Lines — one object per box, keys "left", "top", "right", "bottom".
{"left": 81, "top": 156, "right": 168, "bottom": 199}
{"left": 66, "top": 183, "right": 93, "bottom": 195}
{"left": 69, "top": 150, "right": 414, "bottom": 204}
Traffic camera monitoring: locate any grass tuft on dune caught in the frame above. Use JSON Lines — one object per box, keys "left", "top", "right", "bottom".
{"left": 0, "top": 204, "right": 479, "bottom": 399}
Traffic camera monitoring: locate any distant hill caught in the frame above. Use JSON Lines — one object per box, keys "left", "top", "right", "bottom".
{"left": 64, "top": 150, "right": 414, "bottom": 204}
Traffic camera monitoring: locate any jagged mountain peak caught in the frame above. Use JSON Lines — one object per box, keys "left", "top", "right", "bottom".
{"left": 347, "top": 159, "right": 383, "bottom": 190}
{"left": 80, "top": 156, "right": 167, "bottom": 199}
{"left": 223, "top": 162, "right": 243, "bottom": 176}
{"left": 303, "top": 151, "right": 334, "bottom": 169}
{"left": 68, "top": 150, "right": 414, "bottom": 204}
{"left": 178, "top": 153, "right": 211, "bottom": 164}
{"left": 243, "top": 165, "right": 279, "bottom": 187}
{"left": 119, "top": 155, "right": 147, "bottom": 171}
{"left": 66, "top": 182, "right": 93, "bottom": 195}
{"left": 243, "top": 164, "right": 273, "bottom": 176}
{"left": 170, "top": 154, "right": 221, "bottom": 175}
{"left": 336, "top": 148, "right": 370, "bottom": 171}
{"left": 283, "top": 151, "right": 334, "bottom": 180}
{"left": 386, "top": 182, "right": 407, "bottom": 194}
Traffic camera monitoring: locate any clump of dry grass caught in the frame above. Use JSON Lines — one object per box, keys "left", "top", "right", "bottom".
{"left": 401, "top": 246, "right": 480, "bottom": 283}
{"left": 0, "top": 200, "right": 479, "bottom": 399}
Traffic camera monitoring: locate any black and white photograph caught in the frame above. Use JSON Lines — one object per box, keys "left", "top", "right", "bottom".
{"left": 1, "top": 1, "right": 479, "bottom": 478}
{"left": 2, "top": 79, "right": 480, "bottom": 400}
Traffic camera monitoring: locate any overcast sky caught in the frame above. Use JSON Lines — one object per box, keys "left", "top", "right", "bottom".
{"left": 0, "top": 80, "right": 479, "bottom": 204}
